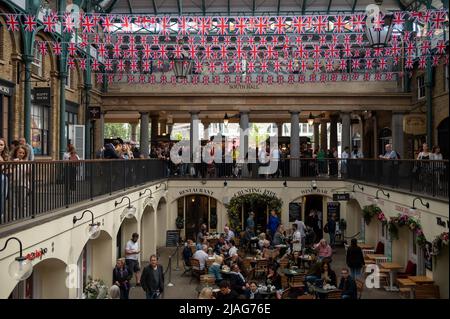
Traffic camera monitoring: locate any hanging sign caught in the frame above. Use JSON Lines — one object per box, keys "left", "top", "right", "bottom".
{"left": 333, "top": 193, "right": 350, "bottom": 201}
{"left": 88, "top": 106, "right": 101, "bottom": 120}
{"left": 32, "top": 87, "right": 51, "bottom": 105}
{"left": 403, "top": 114, "right": 426, "bottom": 135}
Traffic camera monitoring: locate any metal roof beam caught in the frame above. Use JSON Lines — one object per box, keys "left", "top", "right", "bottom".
{"left": 177, "top": 0, "right": 183, "bottom": 15}
{"left": 152, "top": 0, "right": 158, "bottom": 15}
{"left": 327, "top": 0, "right": 332, "bottom": 13}
{"left": 252, "top": 0, "right": 256, "bottom": 15}
{"left": 395, "top": 0, "right": 407, "bottom": 10}
{"left": 302, "top": 0, "right": 307, "bottom": 15}
{"left": 105, "top": 0, "right": 118, "bottom": 13}
{"left": 202, "top": 0, "right": 206, "bottom": 16}
{"left": 351, "top": 0, "right": 357, "bottom": 13}
{"left": 227, "top": 0, "right": 231, "bottom": 16}
{"left": 127, "top": 0, "right": 133, "bottom": 13}
{"left": 277, "top": 0, "right": 282, "bottom": 15}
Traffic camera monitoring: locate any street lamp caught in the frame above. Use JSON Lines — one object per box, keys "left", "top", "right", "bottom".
{"left": 0, "top": 237, "right": 33, "bottom": 281}
{"left": 374, "top": 188, "right": 390, "bottom": 205}
{"left": 139, "top": 188, "right": 153, "bottom": 198}
{"left": 365, "top": 13, "right": 394, "bottom": 48}
{"left": 410, "top": 197, "right": 430, "bottom": 214}
{"left": 115, "top": 196, "right": 137, "bottom": 219}
{"left": 171, "top": 49, "right": 193, "bottom": 80}
{"left": 73, "top": 210, "right": 101, "bottom": 239}
{"left": 307, "top": 113, "right": 315, "bottom": 126}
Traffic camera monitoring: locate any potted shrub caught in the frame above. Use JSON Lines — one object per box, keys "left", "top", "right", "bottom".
{"left": 176, "top": 216, "right": 184, "bottom": 229}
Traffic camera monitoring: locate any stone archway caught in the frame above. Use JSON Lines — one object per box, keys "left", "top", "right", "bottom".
{"left": 346, "top": 199, "right": 364, "bottom": 240}
{"left": 141, "top": 205, "right": 156, "bottom": 261}
{"left": 116, "top": 216, "right": 138, "bottom": 259}
{"left": 156, "top": 197, "right": 168, "bottom": 248}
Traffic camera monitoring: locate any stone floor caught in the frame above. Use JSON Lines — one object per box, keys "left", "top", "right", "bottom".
{"left": 129, "top": 245, "right": 401, "bottom": 299}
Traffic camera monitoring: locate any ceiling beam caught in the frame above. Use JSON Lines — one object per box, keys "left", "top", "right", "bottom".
{"left": 227, "top": 0, "right": 231, "bottom": 16}
{"left": 277, "top": 0, "right": 282, "bottom": 15}
{"left": 395, "top": 0, "right": 407, "bottom": 10}
{"left": 152, "top": 0, "right": 158, "bottom": 15}
{"left": 302, "top": 0, "right": 307, "bottom": 15}
{"left": 351, "top": 0, "right": 357, "bottom": 13}
{"left": 252, "top": 0, "right": 256, "bottom": 16}
{"left": 202, "top": 0, "right": 206, "bottom": 16}
{"left": 177, "top": 0, "right": 183, "bottom": 15}
{"left": 327, "top": 0, "right": 332, "bottom": 13}
{"left": 105, "top": 0, "right": 118, "bottom": 13}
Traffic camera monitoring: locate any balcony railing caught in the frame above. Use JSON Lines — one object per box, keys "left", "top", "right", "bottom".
{"left": 0, "top": 158, "right": 447, "bottom": 226}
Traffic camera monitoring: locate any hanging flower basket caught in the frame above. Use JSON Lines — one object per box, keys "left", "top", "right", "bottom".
{"left": 388, "top": 213, "right": 427, "bottom": 248}
{"left": 226, "top": 193, "right": 282, "bottom": 234}
{"left": 431, "top": 232, "right": 449, "bottom": 256}
{"left": 362, "top": 205, "right": 382, "bottom": 225}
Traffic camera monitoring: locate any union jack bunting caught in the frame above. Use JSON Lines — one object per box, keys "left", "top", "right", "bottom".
{"left": 6, "top": 14, "right": 20, "bottom": 31}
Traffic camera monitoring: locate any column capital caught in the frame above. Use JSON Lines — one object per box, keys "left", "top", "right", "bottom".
{"left": 289, "top": 111, "right": 300, "bottom": 116}
{"left": 139, "top": 111, "right": 149, "bottom": 115}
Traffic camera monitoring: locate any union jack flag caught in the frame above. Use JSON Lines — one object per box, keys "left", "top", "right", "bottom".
{"left": 224, "top": 75, "right": 231, "bottom": 84}
{"left": 301, "top": 60, "right": 307, "bottom": 73}
{"left": 117, "top": 60, "right": 125, "bottom": 72}
{"left": 178, "top": 16, "right": 190, "bottom": 35}
{"left": 245, "top": 75, "right": 252, "bottom": 84}
{"left": 313, "top": 59, "right": 321, "bottom": 72}
{"left": 256, "top": 75, "right": 263, "bottom": 85}
{"left": 79, "top": 59, "right": 86, "bottom": 71}
{"left": 436, "top": 40, "right": 447, "bottom": 54}
{"left": 320, "top": 73, "right": 327, "bottom": 83}
{"left": 139, "top": 74, "right": 146, "bottom": 84}
{"left": 254, "top": 17, "right": 267, "bottom": 35}
{"left": 326, "top": 60, "right": 334, "bottom": 72}
{"left": 309, "top": 74, "right": 317, "bottom": 82}
{"left": 68, "top": 42, "right": 77, "bottom": 56}
{"left": 393, "top": 12, "right": 405, "bottom": 28}
{"left": 235, "top": 75, "right": 241, "bottom": 84}
{"left": 23, "top": 15, "right": 37, "bottom": 32}
{"left": 352, "top": 15, "right": 365, "bottom": 31}
{"left": 53, "top": 42, "right": 62, "bottom": 55}
{"left": 97, "top": 73, "right": 104, "bottom": 84}
{"left": 63, "top": 13, "right": 75, "bottom": 33}
{"left": 292, "top": 17, "right": 306, "bottom": 34}
{"left": 213, "top": 75, "right": 220, "bottom": 85}
{"left": 235, "top": 17, "right": 247, "bottom": 35}
{"left": 43, "top": 13, "right": 56, "bottom": 32}
{"left": 298, "top": 74, "right": 306, "bottom": 83}
{"left": 209, "top": 62, "right": 216, "bottom": 73}
{"left": 314, "top": 16, "right": 327, "bottom": 33}
{"left": 385, "top": 73, "right": 394, "bottom": 81}
{"left": 405, "top": 57, "right": 414, "bottom": 69}
{"left": 247, "top": 61, "right": 255, "bottom": 73}
{"left": 432, "top": 55, "right": 440, "bottom": 67}
{"left": 277, "top": 75, "right": 284, "bottom": 84}
{"left": 333, "top": 15, "right": 346, "bottom": 33}
{"left": 105, "top": 59, "right": 113, "bottom": 71}
{"left": 421, "top": 41, "right": 431, "bottom": 54}
{"left": 352, "top": 73, "right": 360, "bottom": 81}
{"left": 374, "top": 73, "right": 382, "bottom": 81}
{"left": 419, "top": 56, "right": 427, "bottom": 69}
{"left": 267, "top": 75, "right": 274, "bottom": 85}
{"left": 92, "top": 59, "right": 100, "bottom": 71}
{"left": 274, "top": 17, "right": 286, "bottom": 34}
{"left": 222, "top": 61, "right": 230, "bottom": 73}
{"left": 364, "top": 49, "right": 372, "bottom": 58}
{"left": 432, "top": 11, "right": 446, "bottom": 29}
{"left": 6, "top": 14, "right": 20, "bottom": 32}
{"left": 340, "top": 59, "right": 347, "bottom": 71}
{"left": 194, "top": 60, "right": 203, "bottom": 73}
{"left": 378, "top": 58, "right": 387, "bottom": 70}
{"left": 331, "top": 73, "right": 338, "bottom": 82}
{"left": 288, "top": 74, "right": 295, "bottom": 84}
{"left": 352, "top": 59, "right": 360, "bottom": 70}
{"left": 366, "top": 59, "right": 374, "bottom": 70}
{"left": 38, "top": 42, "right": 47, "bottom": 56}
{"left": 341, "top": 73, "right": 349, "bottom": 81}
{"left": 107, "top": 74, "right": 114, "bottom": 84}
{"left": 364, "top": 73, "right": 371, "bottom": 81}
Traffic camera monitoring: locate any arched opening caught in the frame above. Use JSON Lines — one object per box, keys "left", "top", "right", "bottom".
{"left": 156, "top": 197, "right": 168, "bottom": 248}
{"left": 76, "top": 230, "right": 113, "bottom": 298}
{"left": 177, "top": 195, "right": 216, "bottom": 241}
{"left": 9, "top": 258, "right": 68, "bottom": 299}
{"left": 378, "top": 127, "right": 392, "bottom": 156}
{"left": 141, "top": 205, "right": 156, "bottom": 260}
{"left": 346, "top": 199, "right": 363, "bottom": 240}
{"left": 304, "top": 195, "right": 326, "bottom": 242}
{"left": 437, "top": 117, "right": 449, "bottom": 159}
{"left": 116, "top": 216, "right": 138, "bottom": 259}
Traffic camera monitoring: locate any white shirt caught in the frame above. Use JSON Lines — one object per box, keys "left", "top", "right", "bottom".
{"left": 225, "top": 230, "right": 235, "bottom": 241}
{"left": 294, "top": 220, "right": 306, "bottom": 237}
{"left": 341, "top": 151, "right": 349, "bottom": 160}
{"left": 193, "top": 250, "right": 209, "bottom": 270}
{"left": 229, "top": 246, "right": 238, "bottom": 257}
{"left": 432, "top": 153, "right": 443, "bottom": 160}
{"left": 292, "top": 230, "right": 302, "bottom": 252}
{"left": 125, "top": 240, "right": 139, "bottom": 260}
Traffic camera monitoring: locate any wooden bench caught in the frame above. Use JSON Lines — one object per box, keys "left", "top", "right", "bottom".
{"left": 415, "top": 284, "right": 440, "bottom": 299}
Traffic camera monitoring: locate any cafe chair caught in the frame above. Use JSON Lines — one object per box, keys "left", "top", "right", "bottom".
{"left": 254, "top": 259, "right": 268, "bottom": 279}
{"left": 356, "top": 279, "right": 364, "bottom": 299}
{"left": 200, "top": 274, "right": 216, "bottom": 286}
{"left": 289, "top": 274, "right": 306, "bottom": 290}
{"left": 189, "top": 258, "right": 204, "bottom": 283}
{"left": 374, "top": 257, "right": 390, "bottom": 287}
{"left": 396, "top": 260, "right": 417, "bottom": 279}
{"left": 327, "top": 290, "right": 342, "bottom": 299}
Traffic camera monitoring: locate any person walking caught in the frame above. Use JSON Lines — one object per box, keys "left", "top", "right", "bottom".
{"left": 246, "top": 211, "right": 255, "bottom": 232}
{"left": 125, "top": 233, "right": 141, "bottom": 286}
{"left": 112, "top": 258, "right": 130, "bottom": 299}
{"left": 325, "top": 214, "right": 337, "bottom": 247}
{"left": 267, "top": 210, "right": 280, "bottom": 240}
{"left": 140, "top": 255, "right": 164, "bottom": 299}
{"left": 346, "top": 238, "right": 365, "bottom": 279}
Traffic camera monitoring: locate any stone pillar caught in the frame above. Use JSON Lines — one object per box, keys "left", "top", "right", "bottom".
{"left": 290, "top": 111, "right": 300, "bottom": 177}
{"left": 130, "top": 123, "right": 137, "bottom": 142}
{"left": 277, "top": 122, "right": 283, "bottom": 137}
{"left": 320, "top": 121, "right": 328, "bottom": 151}
{"left": 150, "top": 114, "right": 159, "bottom": 146}
{"left": 313, "top": 122, "right": 320, "bottom": 150}
{"left": 190, "top": 112, "right": 200, "bottom": 163}
{"left": 140, "top": 112, "right": 149, "bottom": 158}
{"left": 392, "top": 112, "right": 405, "bottom": 158}
{"left": 341, "top": 112, "right": 351, "bottom": 152}
{"left": 330, "top": 114, "right": 338, "bottom": 150}
{"left": 203, "top": 122, "right": 211, "bottom": 140}
{"left": 94, "top": 111, "right": 105, "bottom": 156}
{"left": 167, "top": 123, "right": 174, "bottom": 138}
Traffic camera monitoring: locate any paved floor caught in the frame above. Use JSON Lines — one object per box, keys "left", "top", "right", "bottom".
{"left": 129, "top": 245, "right": 401, "bottom": 299}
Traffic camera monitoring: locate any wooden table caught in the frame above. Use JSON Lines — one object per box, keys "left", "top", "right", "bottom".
{"left": 380, "top": 262, "right": 403, "bottom": 292}
{"left": 397, "top": 278, "right": 417, "bottom": 299}
{"left": 359, "top": 244, "right": 375, "bottom": 250}
{"left": 408, "top": 276, "right": 434, "bottom": 285}
{"left": 366, "top": 254, "right": 385, "bottom": 260}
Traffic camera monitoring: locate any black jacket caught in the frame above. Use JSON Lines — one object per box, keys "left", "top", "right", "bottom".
{"left": 338, "top": 277, "right": 357, "bottom": 299}
{"left": 140, "top": 264, "right": 165, "bottom": 293}
{"left": 216, "top": 290, "right": 239, "bottom": 300}
{"left": 229, "top": 272, "right": 246, "bottom": 294}
{"left": 346, "top": 246, "right": 365, "bottom": 269}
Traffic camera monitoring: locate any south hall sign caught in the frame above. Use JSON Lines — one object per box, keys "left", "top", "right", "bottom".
{"left": 179, "top": 188, "right": 215, "bottom": 197}
{"left": 233, "top": 188, "right": 277, "bottom": 198}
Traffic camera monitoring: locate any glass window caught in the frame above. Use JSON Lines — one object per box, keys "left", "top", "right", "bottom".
{"left": 31, "top": 104, "right": 50, "bottom": 155}
{"left": 417, "top": 75, "right": 425, "bottom": 99}
{"left": 32, "top": 44, "right": 43, "bottom": 77}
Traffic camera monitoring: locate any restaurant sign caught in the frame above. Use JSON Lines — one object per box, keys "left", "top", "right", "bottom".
{"left": 178, "top": 188, "right": 214, "bottom": 197}
{"left": 403, "top": 114, "right": 426, "bottom": 135}
{"left": 233, "top": 188, "right": 277, "bottom": 198}
{"left": 26, "top": 248, "right": 48, "bottom": 261}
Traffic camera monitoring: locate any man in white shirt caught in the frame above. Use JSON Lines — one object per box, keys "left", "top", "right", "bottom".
{"left": 125, "top": 233, "right": 141, "bottom": 285}
{"left": 193, "top": 244, "right": 209, "bottom": 271}
{"left": 341, "top": 146, "right": 350, "bottom": 176}
{"left": 294, "top": 218, "right": 306, "bottom": 249}
{"left": 224, "top": 226, "right": 235, "bottom": 242}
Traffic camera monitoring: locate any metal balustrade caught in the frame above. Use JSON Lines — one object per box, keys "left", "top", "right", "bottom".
{"left": 0, "top": 158, "right": 447, "bottom": 226}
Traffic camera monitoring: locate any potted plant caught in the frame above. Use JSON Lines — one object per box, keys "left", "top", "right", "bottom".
{"left": 176, "top": 216, "right": 184, "bottom": 229}
{"left": 362, "top": 205, "right": 381, "bottom": 225}
{"left": 83, "top": 277, "right": 108, "bottom": 299}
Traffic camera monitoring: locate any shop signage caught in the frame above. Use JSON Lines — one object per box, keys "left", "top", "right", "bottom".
{"left": 229, "top": 84, "right": 260, "bottom": 90}
{"left": 25, "top": 248, "right": 48, "bottom": 261}
{"left": 403, "top": 114, "right": 426, "bottom": 135}
{"left": 0, "top": 85, "right": 12, "bottom": 96}
{"left": 88, "top": 106, "right": 101, "bottom": 120}
{"left": 333, "top": 193, "right": 350, "bottom": 201}
{"left": 32, "top": 87, "right": 51, "bottom": 105}
{"left": 178, "top": 188, "right": 214, "bottom": 197}
{"left": 233, "top": 188, "right": 277, "bottom": 197}
{"left": 300, "top": 188, "right": 329, "bottom": 196}
{"left": 395, "top": 205, "right": 420, "bottom": 218}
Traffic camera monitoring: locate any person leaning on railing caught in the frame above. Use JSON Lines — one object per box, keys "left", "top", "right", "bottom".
{"left": 11, "top": 146, "right": 31, "bottom": 220}
{"left": 431, "top": 146, "right": 444, "bottom": 191}
{"left": 0, "top": 138, "right": 10, "bottom": 222}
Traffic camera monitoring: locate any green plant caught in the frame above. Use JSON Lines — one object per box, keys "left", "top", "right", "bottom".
{"left": 176, "top": 216, "right": 184, "bottom": 229}
{"left": 226, "top": 193, "right": 283, "bottom": 234}
{"left": 362, "top": 205, "right": 382, "bottom": 225}
{"left": 84, "top": 277, "right": 108, "bottom": 299}
{"left": 388, "top": 221, "right": 399, "bottom": 240}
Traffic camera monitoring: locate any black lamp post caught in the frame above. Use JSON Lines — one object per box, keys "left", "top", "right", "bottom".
{"left": 0, "top": 237, "right": 33, "bottom": 281}
{"left": 73, "top": 210, "right": 101, "bottom": 239}
{"left": 374, "top": 188, "right": 390, "bottom": 205}
{"left": 410, "top": 197, "right": 430, "bottom": 213}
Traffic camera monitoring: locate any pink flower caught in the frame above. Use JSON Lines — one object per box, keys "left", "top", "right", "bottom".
{"left": 416, "top": 229, "right": 423, "bottom": 236}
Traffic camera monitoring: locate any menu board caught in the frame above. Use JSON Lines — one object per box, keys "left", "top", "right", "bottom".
{"left": 327, "top": 202, "right": 340, "bottom": 221}
{"left": 165, "top": 230, "right": 180, "bottom": 247}
{"left": 289, "top": 202, "right": 301, "bottom": 222}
